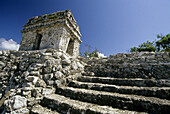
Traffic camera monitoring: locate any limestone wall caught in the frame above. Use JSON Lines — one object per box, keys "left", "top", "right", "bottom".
{"left": 60, "top": 27, "right": 72, "bottom": 52}
{"left": 19, "top": 10, "right": 82, "bottom": 58}
{"left": 0, "top": 49, "right": 84, "bottom": 113}
{"left": 19, "top": 31, "right": 37, "bottom": 50}
{"left": 0, "top": 50, "right": 169, "bottom": 113}
{"left": 40, "top": 26, "right": 63, "bottom": 50}
{"left": 84, "top": 52, "right": 170, "bottom": 79}
{"left": 20, "top": 25, "right": 66, "bottom": 51}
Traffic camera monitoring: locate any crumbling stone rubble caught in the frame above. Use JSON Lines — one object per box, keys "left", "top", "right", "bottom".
{"left": 0, "top": 10, "right": 170, "bottom": 114}
{"left": 0, "top": 50, "right": 169, "bottom": 114}
{"left": 0, "top": 49, "right": 84, "bottom": 113}
{"left": 84, "top": 52, "right": 170, "bottom": 79}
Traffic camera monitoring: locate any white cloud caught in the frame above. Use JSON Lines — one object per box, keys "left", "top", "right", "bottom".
{"left": 0, "top": 38, "right": 20, "bottom": 51}
{"left": 97, "top": 52, "right": 107, "bottom": 58}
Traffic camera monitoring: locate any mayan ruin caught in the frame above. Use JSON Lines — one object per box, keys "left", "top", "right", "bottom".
{"left": 0, "top": 10, "right": 170, "bottom": 114}
{"left": 19, "top": 10, "right": 81, "bottom": 58}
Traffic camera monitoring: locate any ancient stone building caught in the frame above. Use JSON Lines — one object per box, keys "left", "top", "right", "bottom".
{"left": 19, "top": 10, "right": 82, "bottom": 57}
{"left": 1, "top": 9, "right": 170, "bottom": 114}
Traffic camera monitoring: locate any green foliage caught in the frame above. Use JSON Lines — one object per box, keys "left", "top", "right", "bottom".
{"left": 130, "top": 47, "right": 138, "bottom": 52}
{"left": 156, "top": 34, "right": 170, "bottom": 52}
{"left": 37, "top": 16, "right": 43, "bottom": 21}
{"left": 130, "top": 40, "right": 156, "bottom": 52}
{"left": 88, "top": 49, "right": 99, "bottom": 58}
{"left": 130, "top": 33, "right": 170, "bottom": 52}
{"left": 42, "top": 15, "right": 47, "bottom": 19}
{"left": 80, "top": 44, "right": 100, "bottom": 58}
{"left": 83, "top": 52, "right": 88, "bottom": 58}
{"left": 28, "top": 18, "right": 34, "bottom": 23}
{"left": 47, "top": 13, "right": 60, "bottom": 19}
{"left": 55, "top": 15, "right": 59, "bottom": 18}
{"left": 138, "top": 40, "right": 156, "bottom": 52}
{"left": 80, "top": 50, "right": 99, "bottom": 58}
{"left": 47, "top": 14, "right": 55, "bottom": 19}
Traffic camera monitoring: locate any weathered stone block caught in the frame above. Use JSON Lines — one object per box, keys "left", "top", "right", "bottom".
{"left": 5, "top": 95, "right": 27, "bottom": 110}
{"left": 35, "top": 79, "right": 46, "bottom": 87}
{"left": 54, "top": 71, "right": 63, "bottom": 79}
{"left": 32, "top": 87, "right": 42, "bottom": 97}
{"left": 11, "top": 108, "right": 29, "bottom": 114}
{"left": 62, "top": 59, "right": 71, "bottom": 65}
{"left": 71, "top": 61, "right": 78, "bottom": 70}
{"left": 42, "top": 88, "right": 55, "bottom": 95}
{"left": 26, "top": 76, "right": 39, "bottom": 85}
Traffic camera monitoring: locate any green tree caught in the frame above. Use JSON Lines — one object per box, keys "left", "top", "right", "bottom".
{"left": 137, "top": 40, "right": 156, "bottom": 52}
{"left": 130, "top": 40, "right": 156, "bottom": 52}
{"left": 130, "top": 47, "right": 138, "bottom": 52}
{"left": 80, "top": 44, "right": 100, "bottom": 58}
{"left": 88, "top": 48, "right": 99, "bottom": 58}
{"left": 156, "top": 34, "right": 170, "bottom": 52}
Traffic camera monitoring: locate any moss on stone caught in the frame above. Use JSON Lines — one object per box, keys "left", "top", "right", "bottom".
{"left": 25, "top": 10, "right": 71, "bottom": 25}
{"left": 37, "top": 16, "right": 43, "bottom": 22}
{"left": 47, "top": 14, "right": 55, "bottom": 19}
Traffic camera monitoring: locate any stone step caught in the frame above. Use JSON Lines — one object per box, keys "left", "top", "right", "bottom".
{"left": 78, "top": 76, "right": 170, "bottom": 87}
{"left": 41, "top": 94, "right": 144, "bottom": 114}
{"left": 31, "top": 104, "right": 59, "bottom": 114}
{"left": 83, "top": 74, "right": 147, "bottom": 79}
{"left": 56, "top": 86, "right": 170, "bottom": 113}
{"left": 69, "top": 80, "right": 170, "bottom": 100}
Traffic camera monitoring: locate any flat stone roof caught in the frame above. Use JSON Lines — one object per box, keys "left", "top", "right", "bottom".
{"left": 21, "top": 10, "right": 81, "bottom": 38}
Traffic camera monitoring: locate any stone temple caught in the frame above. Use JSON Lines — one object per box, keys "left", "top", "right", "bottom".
{"left": 0, "top": 10, "right": 170, "bottom": 114}
{"left": 19, "top": 10, "right": 82, "bottom": 58}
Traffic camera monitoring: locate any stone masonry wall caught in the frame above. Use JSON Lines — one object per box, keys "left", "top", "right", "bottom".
{"left": 19, "top": 10, "right": 82, "bottom": 58}
{"left": 84, "top": 52, "right": 170, "bottom": 79}
{"left": 0, "top": 49, "right": 84, "bottom": 113}
{"left": 20, "top": 25, "right": 66, "bottom": 51}
{"left": 0, "top": 50, "right": 169, "bottom": 113}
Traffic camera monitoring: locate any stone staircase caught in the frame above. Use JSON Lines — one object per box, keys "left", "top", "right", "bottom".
{"left": 35, "top": 75, "right": 170, "bottom": 114}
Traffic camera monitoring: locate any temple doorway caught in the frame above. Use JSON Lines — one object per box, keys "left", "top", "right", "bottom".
{"left": 66, "top": 39, "right": 74, "bottom": 56}
{"left": 33, "top": 33, "right": 42, "bottom": 50}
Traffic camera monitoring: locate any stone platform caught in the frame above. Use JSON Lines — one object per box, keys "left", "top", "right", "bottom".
{"left": 0, "top": 50, "right": 169, "bottom": 114}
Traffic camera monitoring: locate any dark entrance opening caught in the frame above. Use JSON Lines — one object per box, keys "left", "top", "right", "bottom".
{"left": 33, "top": 33, "right": 42, "bottom": 50}
{"left": 66, "top": 39, "right": 74, "bottom": 56}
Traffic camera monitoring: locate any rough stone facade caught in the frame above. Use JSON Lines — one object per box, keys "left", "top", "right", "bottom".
{"left": 0, "top": 10, "right": 170, "bottom": 114}
{"left": 19, "top": 10, "right": 82, "bottom": 58}
{"left": 0, "top": 49, "right": 85, "bottom": 113}
{"left": 0, "top": 50, "right": 169, "bottom": 113}
{"left": 84, "top": 52, "right": 170, "bottom": 79}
